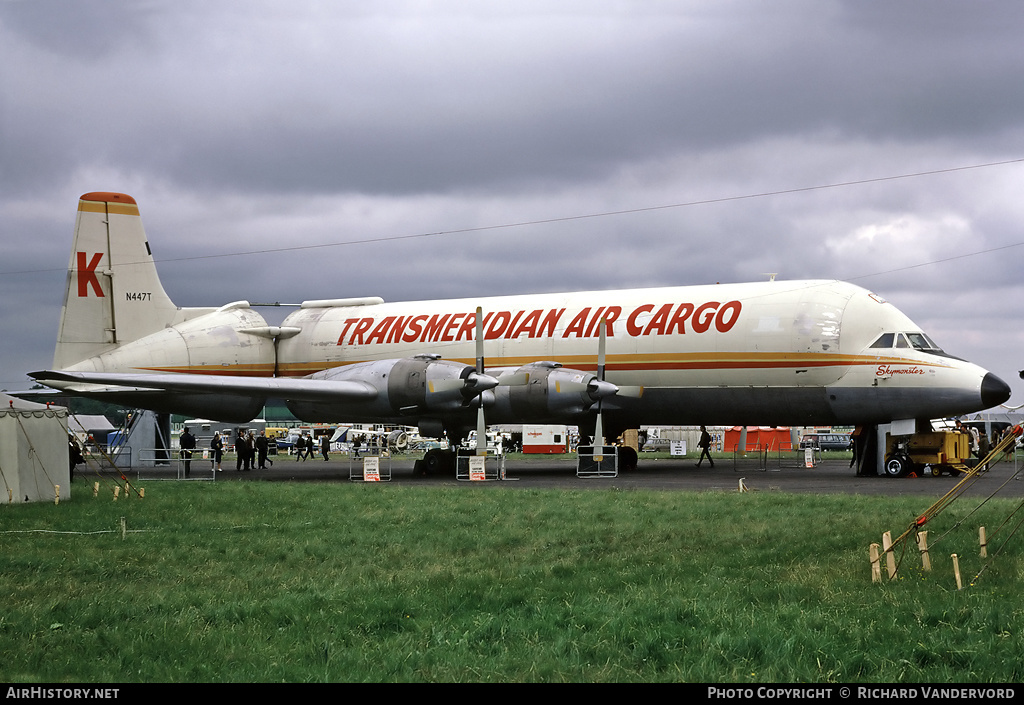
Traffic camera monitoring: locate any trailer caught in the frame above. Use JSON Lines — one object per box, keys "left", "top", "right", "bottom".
{"left": 522, "top": 425, "right": 569, "bottom": 454}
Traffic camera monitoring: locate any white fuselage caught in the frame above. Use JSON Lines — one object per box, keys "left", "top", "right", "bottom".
{"left": 266, "top": 279, "right": 990, "bottom": 427}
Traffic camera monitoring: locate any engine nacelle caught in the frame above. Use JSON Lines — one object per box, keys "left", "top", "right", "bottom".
{"left": 503, "top": 361, "right": 599, "bottom": 420}
{"left": 286, "top": 354, "right": 478, "bottom": 421}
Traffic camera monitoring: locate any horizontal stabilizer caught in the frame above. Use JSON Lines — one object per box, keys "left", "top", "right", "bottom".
{"left": 29, "top": 370, "right": 378, "bottom": 403}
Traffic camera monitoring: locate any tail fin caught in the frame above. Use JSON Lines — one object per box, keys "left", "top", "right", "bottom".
{"left": 53, "top": 192, "right": 211, "bottom": 368}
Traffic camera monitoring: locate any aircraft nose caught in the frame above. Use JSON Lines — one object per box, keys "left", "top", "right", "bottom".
{"left": 981, "top": 373, "right": 1012, "bottom": 409}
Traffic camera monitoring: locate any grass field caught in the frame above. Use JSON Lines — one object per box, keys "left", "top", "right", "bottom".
{"left": 2, "top": 478, "right": 1022, "bottom": 683}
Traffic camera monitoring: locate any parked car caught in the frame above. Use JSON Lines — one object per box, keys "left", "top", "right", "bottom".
{"left": 799, "top": 433, "right": 852, "bottom": 451}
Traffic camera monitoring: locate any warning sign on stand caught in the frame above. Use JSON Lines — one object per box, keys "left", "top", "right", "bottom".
{"left": 469, "top": 456, "right": 486, "bottom": 481}
{"left": 363, "top": 456, "right": 380, "bottom": 481}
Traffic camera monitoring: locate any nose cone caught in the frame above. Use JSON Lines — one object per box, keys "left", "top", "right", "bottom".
{"left": 981, "top": 373, "right": 1012, "bottom": 409}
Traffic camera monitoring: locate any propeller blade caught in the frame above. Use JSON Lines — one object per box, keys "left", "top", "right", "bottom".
{"left": 475, "top": 306, "right": 484, "bottom": 375}
{"left": 595, "top": 318, "right": 607, "bottom": 446}
{"left": 590, "top": 319, "right": 644, "bottom": 402}
{"left": 476, "top": 404, "right": 487, "bottom": 456}
{"left": 475, "top": 306, "right": 487, "bottom": 456}
{"left": 497, "top": 371, "right": 530, "bottom": 386}
{"left": 429, "top": 378, "right": 468, "bottom": 394}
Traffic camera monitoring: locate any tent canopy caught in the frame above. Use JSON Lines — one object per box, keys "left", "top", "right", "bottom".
{"left": 1, "top": 393, "right": 71, "bottom": 503}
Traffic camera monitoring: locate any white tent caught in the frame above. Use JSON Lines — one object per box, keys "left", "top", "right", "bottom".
{"left": 0, "top": 393, "right": 71, "bottom": 504}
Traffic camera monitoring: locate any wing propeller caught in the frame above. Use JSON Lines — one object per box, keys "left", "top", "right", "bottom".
{"left": 591, "top": 318, "right": 644, "bottom": 450}
{"left": 420, "top": 306, "right": 525, "bottom": 454}
{"left": 474, "top": 306, "right": 488, "bottom": 455}
{"left": 554, "top": 318, "right": 643, "bottom": 444}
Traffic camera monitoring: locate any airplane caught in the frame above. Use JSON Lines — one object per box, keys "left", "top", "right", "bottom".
{"left": 30, "top": 192, "right": 1012, "bottom": 475}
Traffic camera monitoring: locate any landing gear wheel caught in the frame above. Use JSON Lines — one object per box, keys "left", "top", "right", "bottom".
{"left": 884, "top": 454, "right": 913, "bottom": 478}
{"left": 419, "top": 449, "right": 455, "bottom": 477}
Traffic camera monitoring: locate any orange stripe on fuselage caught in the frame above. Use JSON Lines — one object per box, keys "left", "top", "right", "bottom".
{"left": 271, "top": 352, "right": 951, "bottom": 378}
{"left": 138, "top": 352, "right": 951, "bottom": 379}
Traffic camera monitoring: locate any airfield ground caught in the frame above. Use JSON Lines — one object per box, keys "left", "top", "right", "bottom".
{"left": 21, "top": 448, "right": 1024, "bottom": 683}
{"left": 120, "top": 451, "right": 1024, "bottom": 498}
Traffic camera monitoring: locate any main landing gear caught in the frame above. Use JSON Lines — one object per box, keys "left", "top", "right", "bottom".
{"left": 416, "top": 448, "right": 455, "bottom": 476}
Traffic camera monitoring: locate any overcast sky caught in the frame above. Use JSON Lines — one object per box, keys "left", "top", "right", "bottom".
{"left": 1, "top": 1, "right": 1022, "bottom": 412}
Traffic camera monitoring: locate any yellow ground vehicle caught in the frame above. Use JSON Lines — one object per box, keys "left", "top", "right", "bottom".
{"left": 884, "top": 430, "right": 971, "bottom": 477}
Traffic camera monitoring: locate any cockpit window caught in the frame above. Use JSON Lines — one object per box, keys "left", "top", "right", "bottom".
{"left": 870, "top": 332, "right": 947, "bottom": 355}
{"left": 905, "top": 332, "right": 943, "bottom": 353}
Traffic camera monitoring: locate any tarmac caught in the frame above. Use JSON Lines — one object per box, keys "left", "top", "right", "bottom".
{"left": 114, "top": 449, "right": 1024, "bottom": 498}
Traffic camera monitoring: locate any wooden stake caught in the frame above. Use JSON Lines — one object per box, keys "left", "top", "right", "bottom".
{"left": 738, "top": 477, "right": 748, "bottom": 493}
{"left": 952, "top": 553, "right": 962, "bottom": 590}
{"left": 916, "top": 531, "right": 931, "bottom": 571}
{"left": 120, "top": 516, "right": 126, "bottom": 540}
{"left": 139, "top": 487, "right": 145, "bottom": 499}
{"left": 93, "top": 482, "right": 100, "bottom": 497}
{"left": 979, "top": 526, "right": 987, "bottom": 558}
{"left": 113, "top": 486, "right": 120, "bottom": 501}
{"left": 882, "top": 531, "right": 896, "bottom": 579}
{"left": 869, "top": 543, "right": 882, "bottom": 583}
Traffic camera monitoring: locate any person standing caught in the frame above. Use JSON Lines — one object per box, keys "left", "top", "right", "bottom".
{"left": 211, "top": 432, "right": 224, "bottom": 472}
{"left": 320, "top": 434, "right": 330, "bottom": 461}
{"left": 235, "top": 430, "right": 247, "bottom": 471}
{"left": 696, "top": 425, "right": 715, "bottom": 468}
{"left": 180, "top": 427, "right": 196, "bottom": 478}
{"left": 243, "top": 431, "right": 256, "bottom": 471}
{"left": 68, "top": 434, "right": 83, "bottom": 483}
{"left": 255, "top": 431, "right": 271, "bottom": 469}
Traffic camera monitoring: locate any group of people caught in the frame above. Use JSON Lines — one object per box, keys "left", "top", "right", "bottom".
{"left": 180, "top": 428, "right": 274, "bottom": 474}
{"left": 956, "top": 420, "right": 1019, "bottom": 463}
{"left": 293, "top": 431, "right": 331, "bottom": 461}
{"left": 178, "top": 427, "right": 337, "bottom": 475}
{"left": 234, "top": 429, "right": 274, "bottom": 471}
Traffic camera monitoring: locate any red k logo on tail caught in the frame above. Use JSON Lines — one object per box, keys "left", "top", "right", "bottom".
{"left": 77, "top": 252, "right": 104, "bottom": 297}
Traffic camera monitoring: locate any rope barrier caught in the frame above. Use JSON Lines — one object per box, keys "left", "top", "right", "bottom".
{"left": 887, "top": 425, "right": 1023, "bottom": 553}
{"left": 879, "top": 425, "right": 1023, "bottom": 581}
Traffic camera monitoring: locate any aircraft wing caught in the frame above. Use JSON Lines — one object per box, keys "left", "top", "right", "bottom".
{"left": 28, "top": 370, "right": 378, "bottom": 403}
